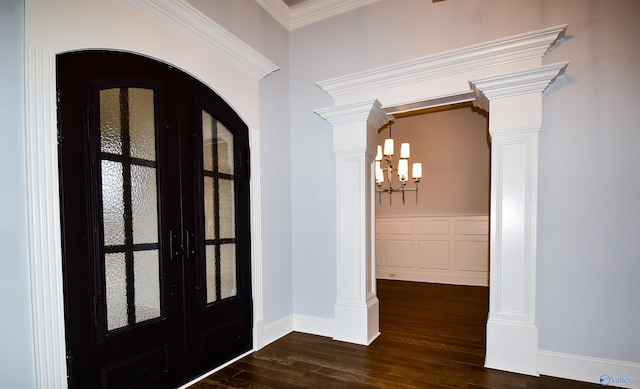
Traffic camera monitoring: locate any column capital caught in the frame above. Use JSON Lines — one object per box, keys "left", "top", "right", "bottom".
{"left": 315, "top": 99, "right": 390, "bottom": 128}
{"left": 469, "top": 62, "right": 568, "bottom": 111}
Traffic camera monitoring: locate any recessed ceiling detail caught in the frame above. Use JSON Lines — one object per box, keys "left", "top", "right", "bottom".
{"left": 282, "top": 0, "right": 310, "bottom": 7}
{"left": 255, "top": 0, "right": 382, "bottom": 30}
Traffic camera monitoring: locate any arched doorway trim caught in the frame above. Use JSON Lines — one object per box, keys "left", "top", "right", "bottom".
{"left": 316, "top": 26, "right": 568, "bottom": 376}
{"left": 24, "top": 1, "right": 277, "bottom": 387}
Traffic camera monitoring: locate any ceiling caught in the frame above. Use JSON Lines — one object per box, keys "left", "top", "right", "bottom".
{"left": 255, "top": 0, "right": 381, "bottom": 30}
{"left": 282, "top": 0, "right": 312, "bottom": 7}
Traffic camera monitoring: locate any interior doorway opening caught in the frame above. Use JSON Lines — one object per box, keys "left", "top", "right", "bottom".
{"left": 374, "top": 102, "right": 491, "bottom": 361}
{"left": 375, "top": 103, "right": 491, "bottom": 287}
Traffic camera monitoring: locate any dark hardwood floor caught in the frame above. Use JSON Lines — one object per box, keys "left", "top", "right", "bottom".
{"left": 189, "top": 280, "right": 598, "bottom": 388}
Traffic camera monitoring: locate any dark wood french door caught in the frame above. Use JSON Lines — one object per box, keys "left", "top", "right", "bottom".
{"left": 57, "top": 51, "right": 252, "bottom": 388}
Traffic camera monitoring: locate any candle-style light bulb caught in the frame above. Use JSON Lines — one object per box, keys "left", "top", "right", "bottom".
{"left": 412, "top": 162, "right": 422, "bottom": 179}
{"left": 398, "top": 159, "right": 408, "bottom": 182}
{"left": 383, "top": 138, "right": 394, "bottom": 156}
{"left": 400, "top": 143, "right": 410, "bottom": 159}
{"left": 375, "top": 161, "right": 384, "bottom": 183}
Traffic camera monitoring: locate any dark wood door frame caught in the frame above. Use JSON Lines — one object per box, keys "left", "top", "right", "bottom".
{"left": 57, "top": 50, "right": 252, "bottom": 388}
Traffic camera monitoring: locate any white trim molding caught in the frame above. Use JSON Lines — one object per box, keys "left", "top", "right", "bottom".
{"left": 289, "top": 0, "right": 382, "bottom": 30}
{"left": 255, "top": 0, "right": 382, "bottom": 30}
{"left": 316, "top": 100, "right": 391, "bottom": 345}
{"left": 539, "top": 350, "right": 640, "bottom": 388}
{"left": 254, "top": 0, "right": 291, "bottom": 30}
{"left": 293, "top": 314, "right": 334, "bottom": 338}
{"left": 25, "top": 46, "right": 68, "bottom": 389}
{"left": 376, "top": 216, "right": 490, "bottom": 287}
{"left": 470, "top": 62, "right": 569, "bottom": 112}
{"left": 315, "top": 25, "right": 568, "bottom": 376}
{"left": 263, "top": 314, "right": 335, "bottom": 346}
{"left": 263, "top": 314, "right": 294, "bottom": 347}
{"left": 249, "top": 128, "right": 266, "bottom": 351}
{"left": 126, "top": 0, "right": 279, "bottom": 80}
{"left": 316, "top": 24, "right": 567, "bottom": 104}
{"left": 470, "top": 63, "right": 566, "bottom": 376}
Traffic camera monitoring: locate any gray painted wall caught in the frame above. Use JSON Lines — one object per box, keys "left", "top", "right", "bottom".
{"left": 0, "top": 0, "right": 37, "bottom": 386}
{"left": 187, "top": 0, "right": 294, "bottom": 325}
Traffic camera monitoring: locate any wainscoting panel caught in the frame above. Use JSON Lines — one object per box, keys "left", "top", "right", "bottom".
{"left": 376, "top": 216, "right": 489, "bottom": 286}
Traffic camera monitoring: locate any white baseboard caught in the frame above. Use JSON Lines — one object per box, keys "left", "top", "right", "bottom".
{"left": 293, "top": 314, "right": 334, "bottom": 338}
{"left": 539, "top": 350, "right": 640, "bottom": 388}
{"left": 377, "top": 270, "right": 488, "bottom": 287}
{"left": 485, "top": 319, "right": 539, "bottom": 376}
{"left": 263, "top": 313, "right": 335, "bottom": 347}
{"left": 254, "top": 318, "right": 265, "bottom": 350}
{"left": 263, "top": 314, "right": 293, "bottom": 347}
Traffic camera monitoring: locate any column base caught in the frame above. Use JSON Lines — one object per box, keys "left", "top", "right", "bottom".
{"left": 333, "top": 296, "right": 380, "bottom": 345}
{"left": 485, "top": 318, "right": 539, "bottom": 376}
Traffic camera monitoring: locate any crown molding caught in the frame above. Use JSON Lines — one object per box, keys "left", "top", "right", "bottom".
{"left": 255, "top": 0, "right": 381, "bottom": 30}
{"left": 315, "top": 99, "right": 391, "bottom": 127}
{"left": 469, "top": 61, "right": 569, "bottom": 111}
{"left": 290, "top": 0, "right": 382, "bottom": 30}
{"left": 254, "top": 0, "right": 291, "bottom": 29}
{"left": 125, "top": 0, "right": 279, "bottom": 79}
{"left": 316, "top": 24, "right": 567, "bottom": 101}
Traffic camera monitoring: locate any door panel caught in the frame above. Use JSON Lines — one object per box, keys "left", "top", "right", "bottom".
{"left": 58, "top": 51, "right": 252, "bottom": 388}
{"left": 100, "top": 87, "right": 162, "bottom": 332}
{"left": 180, "top": 84, "right": 252, "bottom": 377}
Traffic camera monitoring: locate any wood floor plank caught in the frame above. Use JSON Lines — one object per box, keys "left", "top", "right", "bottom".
{"left": 190, "top": 280, "right": 599, "bottom": 388}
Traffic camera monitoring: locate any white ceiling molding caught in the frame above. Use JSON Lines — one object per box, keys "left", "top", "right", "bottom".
{"left": 126, "top": 0, "right": 279, "bottom": 79}
{"left": 254, "top": 0, "right": 292, "bottom": 29}
{"left": 469, "top": 62, "right": 569, "bottom": 111}
{"left": 316, "top": 24, "right": 567, "bottom": 102}
{"left": 290, "top": 0, "right": 382, "bottom": 30}
{"left": 255, "top": 0, "right": 381, "bottom": 30}
{"left": 315, "top": 99, "right": 391, "bottom": 127}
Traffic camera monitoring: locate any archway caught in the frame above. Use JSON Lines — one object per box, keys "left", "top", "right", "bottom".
{"left": 316, "top": 25, "right": 568, "bottom": 376}
{"left": 24, "top": 1, "right": 278, "bottom": 386}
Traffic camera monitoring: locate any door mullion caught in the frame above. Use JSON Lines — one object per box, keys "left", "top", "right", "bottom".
{"left": 119, "top": 87, "right": 137, "bottom": 327}
{"left": 210, "top": 118, "right": 221, "bottom": 302}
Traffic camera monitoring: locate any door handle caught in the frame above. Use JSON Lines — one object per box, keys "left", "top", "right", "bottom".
{"left": 185, "top": 229, "right": 197, "bottom": 260}
{"left": 169, "top": 229, "right": 183, "bottom": 262}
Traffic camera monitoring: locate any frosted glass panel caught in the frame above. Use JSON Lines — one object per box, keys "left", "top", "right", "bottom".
{"left": 131, "top": 165, "right": 158, "bottom": 244}
{"left": 200, "top": 109, "right": 239, "bottom": 305}
{"left": 204, "top": 176, "right": 215, "bottom": 240}
{"left": 220, "top": 243, "right": 237, "bottom": 299}
{"left": 205, "top": 245, "right": 217, "bottom": 303}
{"left": 105, "top": 253, "right": 127, "bottom": 331}
{"left": 128, "top": 88, "right": 156, "bottom": 161}
{"left": 134, "top": 250, "right": 160, "bottom": 323}
{"left": 202, "top": 111, "right": 214, "bottom": 171}
{"left": 100, "top": 88, "right": 122, "bottom": 155}
{"left": 216, "top": 123, "right": 234, "bottom": 175}
{"left": 102, "top": 160, "right": 125, "bottom": 245}
{"left": 219, "top": 179, "right": 235, "bottom": 240}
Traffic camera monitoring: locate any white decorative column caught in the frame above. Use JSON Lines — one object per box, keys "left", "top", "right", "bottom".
{"left": 315, "top": 100, "right": 390, "bottom": 345}
{"left": 470, "top": 62, "right": 568, "bottom": 376}
{"left": 25, "top": 46, "right": 68, "bottom": 389}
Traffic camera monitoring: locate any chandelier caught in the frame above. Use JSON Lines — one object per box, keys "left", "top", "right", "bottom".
{"left": 375, "top": 123, "right": 422, "bottom": 205}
